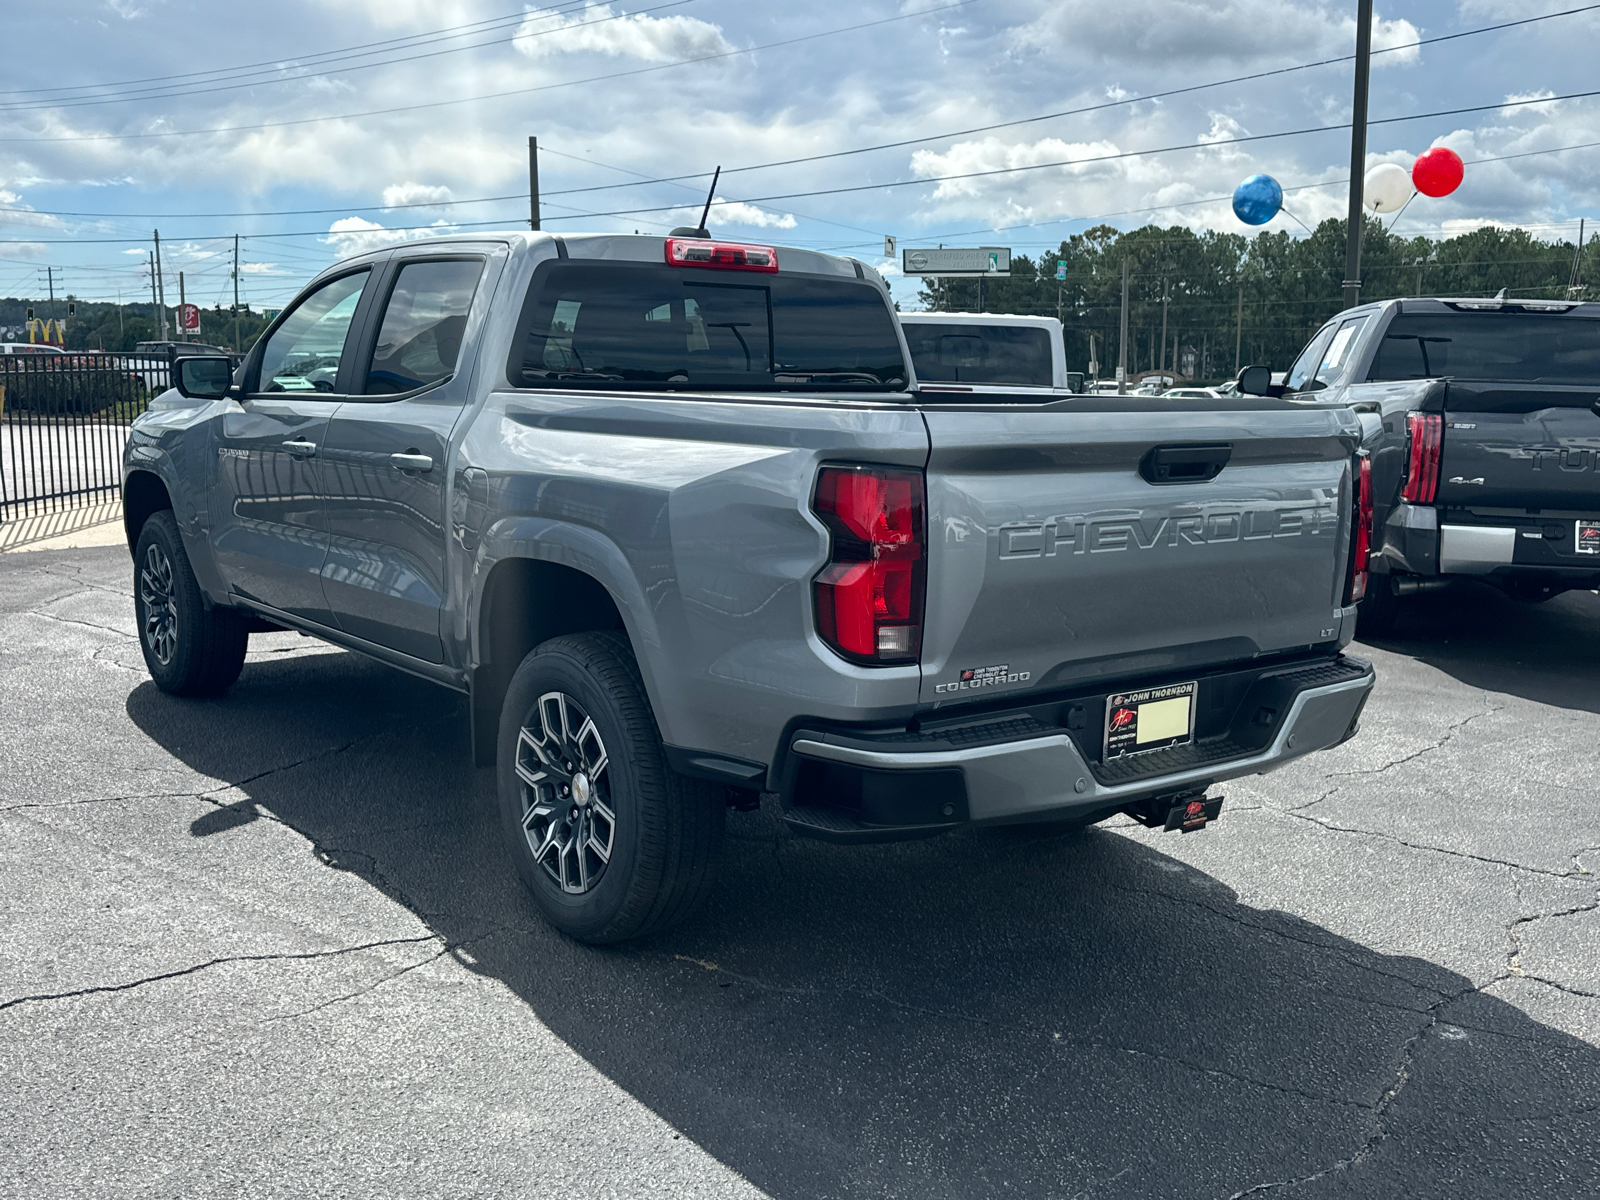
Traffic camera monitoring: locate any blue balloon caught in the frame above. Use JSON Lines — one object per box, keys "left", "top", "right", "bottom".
{"left": 1232, "top": 174, "right": 1283, "bottom": 226}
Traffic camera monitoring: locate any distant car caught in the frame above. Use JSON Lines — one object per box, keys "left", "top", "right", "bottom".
{"left": 0, "top": 343, "right": 65, "bottom": 356}
{"left": 1161, "top": 387, "right": 1227, "bottom": 400}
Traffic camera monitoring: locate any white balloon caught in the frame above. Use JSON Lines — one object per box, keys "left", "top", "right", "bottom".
{"left": 1364, "top": 163, "right": 1414, "bottom": 214}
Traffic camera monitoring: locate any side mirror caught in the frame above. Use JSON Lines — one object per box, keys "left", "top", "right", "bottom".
{"left": 175, "top": 355, "right": 233, "bottom": 400}
{"left": 1236, "top": 364, "right": 1272, "bottom": 397}
{"left": 1065, "top": 371, "right": 1085, "bottom": 393}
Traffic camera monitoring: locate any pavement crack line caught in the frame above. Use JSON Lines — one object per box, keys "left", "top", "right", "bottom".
{"left": 23, "top": 608, "right": 136, "bottom": 640}
{"left": 264, "top": 943, "right": 455, "bottom": 1023}
{"left": 0, "top": 936, "right": 438, "bottom": 1014}
{"left": 657, "top": 954, "right": 1374, "bottom": 1112}
{"left": 1274, "top": 808, "right": 1589, "bottom": 880}
{"left": 1225, "top": 976, "right": 1507, "bottom": 1198}
{"left": 1323, "top": 699, "right": 1503, "bottom": 784}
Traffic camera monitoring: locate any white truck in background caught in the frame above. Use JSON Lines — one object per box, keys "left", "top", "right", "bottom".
{"left": 899, "top": 313, "right": 1080, "bottom": 395}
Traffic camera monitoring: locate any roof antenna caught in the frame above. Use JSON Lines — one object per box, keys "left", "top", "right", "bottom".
{"left": 670, "top": 166, "right": 721, "bottom": 238}
{"left": 1493, "top": 286, "right": 1509, "bottom": 300}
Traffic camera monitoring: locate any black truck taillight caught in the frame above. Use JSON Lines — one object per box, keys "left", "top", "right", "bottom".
{"left": 1345, "top": 451, "right": 1374, "bottom": 605}
{"left": 812, "top": 465, "right": 925, "bottom": 663}
{"left": 1400, "top": 412, "right": 1442, "bottom": 504}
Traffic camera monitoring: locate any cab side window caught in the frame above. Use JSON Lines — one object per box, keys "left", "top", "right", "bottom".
{"left": 363, "top": 259, "right": 485, "bottom": 395}
{"left": 256, "top": 270, "right": 370, "bottom": 394}
{"left": 1284, "top": 324, "right": 1336, "bottom": 393}
{"left": 1312, "top": 316, "right": 1370, "bottom": 388}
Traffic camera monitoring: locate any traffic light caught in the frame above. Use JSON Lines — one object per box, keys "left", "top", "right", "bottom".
{"left": 67, "top": 302, "right": 76, "bottom": 317}
{"left": 25, "top": 307, "right": 33, "bottom": 320}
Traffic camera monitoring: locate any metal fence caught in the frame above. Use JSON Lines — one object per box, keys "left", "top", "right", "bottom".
{"left": 0, "top": 352, "right": 172, "bottom": 523}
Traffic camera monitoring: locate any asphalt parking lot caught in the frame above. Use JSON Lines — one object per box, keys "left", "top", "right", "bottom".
{"left": 2, "top": 544, "right": 1596, "bottom": 1200}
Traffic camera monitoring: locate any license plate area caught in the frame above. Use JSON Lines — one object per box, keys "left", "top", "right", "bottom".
{"left": 1103, "top": 681, "right": 1198, "bottom": 761}
{"left": 1578, "top": 520, "right": 1599, "bottom": 555}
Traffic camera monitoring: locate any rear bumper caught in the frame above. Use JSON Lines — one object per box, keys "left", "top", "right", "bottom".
{"left": 1380, "top": 507, "right": 1600, "bottom": 585}
{"left": 783, "top": 656, "right": 1374, "bottom": 838}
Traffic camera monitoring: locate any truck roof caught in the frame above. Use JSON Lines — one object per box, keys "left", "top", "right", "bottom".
{"left": 319, "top": 230, "right": 869, "bottom": 283}
{"left": 1335, "top": 296, "right": 1600, "bottom": 319}
{"left": 899, "top": 312, "right": 1063, "bottom": 331}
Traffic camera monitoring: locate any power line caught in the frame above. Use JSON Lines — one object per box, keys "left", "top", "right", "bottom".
{"left": 0, "top": 1, "right": 980, "bottom": 146}
{"left": 0, "top": 0, "right": 690, "bottom": 115}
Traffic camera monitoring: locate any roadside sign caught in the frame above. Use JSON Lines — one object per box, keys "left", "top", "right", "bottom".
{"left": 901, "top": 246, "right": 1011, "bottom": 277}
{"left": 1055, "top": 260, "right": 1067, "bottom": 281}
{"left": 883, "top": 235, "right": 896, "bottom": 258}
{"left": 180, "top": 303, "right": 200, "bottom": 332}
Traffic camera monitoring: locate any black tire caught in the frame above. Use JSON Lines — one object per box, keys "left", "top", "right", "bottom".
{"left": 1355, "top": 576, "right": 1401, "bottom": 639}
{"left": 132, "top": 509, "right": 249, "bottom": 696}
{"left": 496, "top": 631, "right": 724, "bottom": 944}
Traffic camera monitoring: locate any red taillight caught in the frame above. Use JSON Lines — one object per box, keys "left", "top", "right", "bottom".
{"left": 1346, "top": 452, "right": 1374, "bottom": 605}
{"left": 664, "top": 237, "right": 778, "bottom": 273}
{"left": 813, "top": 465, "right": 925, "bottom": 663}
{"left": 1400, "top": 412, "right": 1442, "bottom": 504}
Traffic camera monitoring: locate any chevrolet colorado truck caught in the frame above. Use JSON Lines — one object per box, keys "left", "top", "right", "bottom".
{"left": 1261, "top": 296, "right": 1600, "bottom": 635}
{"left": 123, "top": 231, "right": 1376, "bottom": 942}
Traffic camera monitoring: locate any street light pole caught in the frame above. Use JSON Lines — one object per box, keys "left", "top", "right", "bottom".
{"left": 1342, "top": 0, "right": 1374, "bottom": 310}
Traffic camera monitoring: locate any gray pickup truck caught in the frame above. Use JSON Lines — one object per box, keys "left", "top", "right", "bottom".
{"left": 123, "top": 231, "right": 1376, "bottom": 942}
{"left": 1261, "top": 296, "right": 1600, "bottom": 634}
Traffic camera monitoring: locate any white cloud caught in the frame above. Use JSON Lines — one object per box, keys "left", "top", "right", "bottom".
{"left": 1503, "top": 90, "right": 1561, "bottom": 117}
{"left": 239, "top": 262, "right": 282, "bottom": 275}
{"left": 381, "top": 182, "right": 456, "bottom": 209}
{"left": 322, "top": 216, "right": 459, "bottom": 257}
{"left": 910, "top": 135, "right": 1126, "bottom": 202}
{"left": 674, "top": 197, "right": 798, "bottom": 230}
{"left": 1014, "top": 1, "right": 1421, "bottom": 68}
{"left": 514, "top": 3, "right": 732, "bottom": 63}
{"left": 1370, "top": 15, "right": 1422, "bottom": 67}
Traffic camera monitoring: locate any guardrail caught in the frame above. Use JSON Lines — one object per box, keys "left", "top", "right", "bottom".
{"left": 0, "top": 352, "right": 172, "bottom": 523}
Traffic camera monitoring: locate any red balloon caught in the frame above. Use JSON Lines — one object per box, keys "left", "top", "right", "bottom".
{"left": 1413, "top": 147, "right": 1464, "bottom": 198}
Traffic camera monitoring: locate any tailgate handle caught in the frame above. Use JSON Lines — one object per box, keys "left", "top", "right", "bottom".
{"left": 1140, "top": 443, "right": 1232, "bottom": 485}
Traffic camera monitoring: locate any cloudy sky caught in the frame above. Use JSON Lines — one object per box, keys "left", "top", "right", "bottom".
{"left": 1, "top": 0, "right": 1596, "bottom": 310}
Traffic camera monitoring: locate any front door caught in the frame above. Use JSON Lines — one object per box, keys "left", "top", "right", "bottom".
{"left": 210, "top": 268, "right": 374, "bottom": 623}
{"left": 320, "top": 256, "right": 488, "bottom": 663}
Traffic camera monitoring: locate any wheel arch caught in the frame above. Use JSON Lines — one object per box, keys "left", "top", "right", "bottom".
{"left": 123, "top": 469, "right": 173, "bottom": 555}
{"left": 470, "top": 553, "right": 632, "bottom": 767}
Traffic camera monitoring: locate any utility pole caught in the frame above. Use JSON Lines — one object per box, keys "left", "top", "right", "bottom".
{"left": 528, "top": 136, "right": 541, "bottom": 231}
{"left": 149, "top": 253, "right": 159, "bottom": 330}
{"left": 154, "top": 230, "right": 169, "bottom": 341}
{"left": 1159, "top": 275, "right": 1170, "bottom": 376}
{"left": 1117, "top": 256, "right": 1130, "bottom": 395}
{"left": 1342, "top": 0, "right": 1374, "bottom": 310}
{"left": 233, "top": 234, "right": 241, "bottom": 351}
{"left": 117, "top": 287, "right": 124, "bottom": 342}
{"left": 1569, "top": 219, "right": 1587, "bottom": 297}
{"left": 1234, "top": 284, "right": 1244, "bottom": 373}
{"left": 178, "top": 272, "right": 186, "bottom": 343}
{"left": 44, "top": 266, "right": 56, "bottom": 318}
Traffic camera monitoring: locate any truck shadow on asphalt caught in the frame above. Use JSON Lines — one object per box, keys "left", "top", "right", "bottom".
{"left": 1360, "top": 583, "right": 1600, "bottom": 716}
{"left": 126, "top": 652, "right": 1598, "bottom": 1200}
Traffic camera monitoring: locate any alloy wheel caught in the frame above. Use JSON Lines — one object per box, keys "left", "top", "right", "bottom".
{"left": 515, "top": 691, "right": 615, "bottom": 894}
{"left": 139, "top": 542, "right": 178, "bottom": 665}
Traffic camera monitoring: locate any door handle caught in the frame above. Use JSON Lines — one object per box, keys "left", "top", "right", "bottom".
{"left": 1140, "top": 443, "right": 1233, "bottom": 485}
{"left": 282, "top": 438, "right": 317, "bottom": 457}
{"left": 389, "top": 452, "right": 434, "bottom": 472}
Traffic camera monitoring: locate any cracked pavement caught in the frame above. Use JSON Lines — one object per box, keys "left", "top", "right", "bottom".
{"left": 2, "top": 546, "right": 1597, "bottom": 1199}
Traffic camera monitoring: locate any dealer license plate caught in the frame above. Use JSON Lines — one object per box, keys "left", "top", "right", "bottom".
{"left": 1578, "top": 520, "right": 1599, "bottom": 555}
{"left": 1104, "top": 681, "right": 1198, "bottom": 761}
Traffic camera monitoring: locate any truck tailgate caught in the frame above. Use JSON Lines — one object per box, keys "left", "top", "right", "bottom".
{"left": 919, "top": 404, "right": 1362, "bottom": 705}
{"left": 1439, "top": 382, "right": 1600, "bottom": 511}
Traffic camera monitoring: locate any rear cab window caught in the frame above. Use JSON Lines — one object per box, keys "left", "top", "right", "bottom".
{"left": 508, "top": 261, "right": 907, "bottom": 391}
{"left": 1369, "top": 311, "right": 1600, "bottom": 385}
{"left": 902, "top": 322, "right": 1054, "bottom": 386}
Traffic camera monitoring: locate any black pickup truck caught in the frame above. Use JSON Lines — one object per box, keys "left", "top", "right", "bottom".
{"left": 1262, "top": 296, "right": 1600, "bottom": 634}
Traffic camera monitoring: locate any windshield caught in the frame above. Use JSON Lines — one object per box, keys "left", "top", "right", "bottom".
{"left": 511, "top": 262, "right": 907, "bottom": 390}
{"left": 902, "top": 322, "right": 1054, "bottom": 386}
{"left": 1369, "top": 312, "right": 1600, "bottom": 384}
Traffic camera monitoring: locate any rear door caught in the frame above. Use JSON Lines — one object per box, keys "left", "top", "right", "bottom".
{"left": 211, "top": 267, "right": 377, "bottom": 623}
{"left": 919, "top": 401, "right": 1361, "bottom": 704}
{"left": 319, "top": 253, "right": 493, "bottom": 663}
